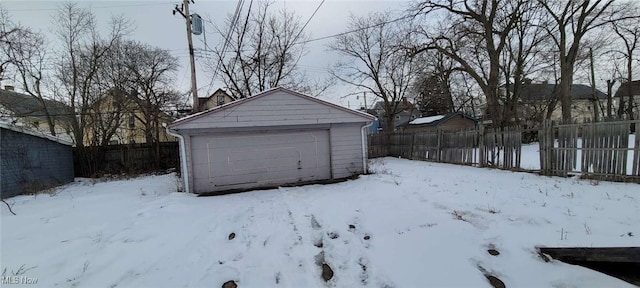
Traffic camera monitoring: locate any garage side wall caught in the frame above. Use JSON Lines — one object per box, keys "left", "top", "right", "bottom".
{"left": 1, "top": 128, "right": 74, "bottom": 198}
{"left": 330, "top": 123, "right": 366, "bottom": 178}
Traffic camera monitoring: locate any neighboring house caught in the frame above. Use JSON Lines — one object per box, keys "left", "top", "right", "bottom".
{"left": 0, "top": 85, "right": 73, "bottom": 142}
{"left": 402, "top": 112, "right": 478, "bottom": 132}
{"left": 614, "top": 80, "right": 640, "bottom": 116}
{"left": 85, "top": 89, "right": 176, "bottom": 145}
{"left": 1, "top": 122, "right": 74, "bottom": 198}
{"left": 501, "top": 82, "right": 610, "bottom": 123}
{"left": 197, "top": 88, "right": 236, "bottom": 112}
{"left": 371, "top": 97, "right": 421, "bottom": 132}
{"left": 169, "top": 87, "right": 375, "bottom": 195}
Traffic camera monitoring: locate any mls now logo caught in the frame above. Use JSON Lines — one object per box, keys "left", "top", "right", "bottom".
{"left": 1, "top": 276, "right": 39, "bottom": 285}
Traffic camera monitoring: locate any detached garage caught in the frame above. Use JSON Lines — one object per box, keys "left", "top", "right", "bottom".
{"left": 169, "top": 87, "right": 375, "bottom": 195}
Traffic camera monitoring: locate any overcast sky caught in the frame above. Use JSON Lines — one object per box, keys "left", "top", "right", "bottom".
{"left": 3, "top": 0, "right": 411, "bottom": 108}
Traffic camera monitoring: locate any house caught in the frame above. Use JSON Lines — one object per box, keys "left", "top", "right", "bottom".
{"left": 168, "top": 87, "right": 375, "bottom": 195}
{"left": 371, "top": 97, "right": 421, "bottom": 132}
{"left": 402, "top": 112, "right": 478, "bottom": 132}
{"left": 197, "top": 88, "right": 236, "bottom": 112}
{"left": 614, "top": 80, "right": 640, "bottom": 116}
{"left": 85, "top": 89, "right": 176, "bottom": 145}
{"left": 501, "top": 82, "right": 610, "bottom": 123}
{"left": 1, "top": 122, "right": 74, "bottom": 198}
{"left": 0, "top": 85, "right": 73, "bottom": 142}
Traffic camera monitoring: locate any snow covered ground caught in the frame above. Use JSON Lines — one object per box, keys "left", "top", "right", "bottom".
{"left": 2, "top": 158, "right": 639, "bottom": 287}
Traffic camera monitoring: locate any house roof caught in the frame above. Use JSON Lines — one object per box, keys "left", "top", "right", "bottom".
{"left": 406, "top": 112, "right": 478, "bottom": 128}
{"left": 0, "top": 121, "right": 73, "bottom": 146}
{"left": 197, "top": 88, "right": 236, "bottom": 109}
{"left": 504, "top": 83, "right": 607, "bottom": 101}
{"left": 614, "top": 80, "right": 640, "bottom": 98}
{"left": 410, "top": 115, "right": 445, "bottom": 125}
{"left": 170, "top": 87, "right": 374, "bottom": 129}
{"left": 0, "top": 88, "right": 70, "bottom": 120}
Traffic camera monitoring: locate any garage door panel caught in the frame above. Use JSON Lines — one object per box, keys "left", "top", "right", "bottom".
{"left": 192, "top": 130, "right": 331, "bottom": 192}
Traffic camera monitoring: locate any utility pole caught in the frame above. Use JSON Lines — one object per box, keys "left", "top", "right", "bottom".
{"left": 363, "top": 92, "right": 367, "bottom": 110}
{"left": 173, "top": 0, "right": 199, "bottom": 113}
{"left": 589, "top": 48, "right": 599, "bottom": 122}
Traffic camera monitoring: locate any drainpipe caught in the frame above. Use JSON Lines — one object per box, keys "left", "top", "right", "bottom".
{"left": 361, "top": 121, "right": 374, "bottom": 173}
{"left": 164, "top": 123, "right": 190, "bottom": 194}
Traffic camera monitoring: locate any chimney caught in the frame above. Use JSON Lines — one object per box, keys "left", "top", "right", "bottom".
{"left": 4, "top": 85, "right": 14, "bottom": 91}
{"left": 402, "top": 97, "right": 408, "bottom": 107}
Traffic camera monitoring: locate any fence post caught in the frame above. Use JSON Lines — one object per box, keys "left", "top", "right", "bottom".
{"left": 478, "top": 123, "right": 485, "bottom": 167}
{"left": 410, "top": 132, "right": 415, "bottom": 160}
{"left": 436, "top": 127, "right": 442, "bottom": 162}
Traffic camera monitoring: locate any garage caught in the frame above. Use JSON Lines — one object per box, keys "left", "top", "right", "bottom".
{"left": 168, "top": 87, "right": 375, "bottom": 195}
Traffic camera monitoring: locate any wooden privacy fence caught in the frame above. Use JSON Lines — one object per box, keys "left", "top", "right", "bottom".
{"left": 73, "top": 142, "right": 179, "bottom": 177}
{"left": 368, "top": 125, "right": 523, "bottom": 170}
{"left": 539, "top": 119, "right": 640, "bottom": 181}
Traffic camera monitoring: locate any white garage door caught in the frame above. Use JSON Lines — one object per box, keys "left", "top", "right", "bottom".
{"left": 191, "top": 130, "right": 331, "bottom": 192}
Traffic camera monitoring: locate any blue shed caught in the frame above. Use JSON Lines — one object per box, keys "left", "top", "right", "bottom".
{"left": 1, "top": 123, "right": 74, "bottom": 198}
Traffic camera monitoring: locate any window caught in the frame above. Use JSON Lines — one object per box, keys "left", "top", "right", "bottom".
{"left": 217, "top": 95, "right": 225, "bottom": 106}
{"left": 129, "top": 114, "right": 135, "bottom": 128}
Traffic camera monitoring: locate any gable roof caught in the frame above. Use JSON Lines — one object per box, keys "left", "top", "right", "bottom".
{"left": 614, "top": 80, "right": 640, "bottom": 98}
{"left": 0, "top": 89, "right": 70, "bottom": 120}
{"left": 170, "top": 87, "right": 374, "bottom": 130}
{"left": 197, "top": 88, "right": 236, "bottom": 109}
{"left": 504, "top": 83, "right": 607, "bottom": 101}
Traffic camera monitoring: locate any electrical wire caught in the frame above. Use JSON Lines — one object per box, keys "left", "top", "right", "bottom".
{"left": 204, "top": 0, "right": 249, "bottom": 96}
{"left": 291, "top": 0, "right": 325, "bottom": 45}
{"left": 8, "top": 2, "right": 174, "bottom": 12}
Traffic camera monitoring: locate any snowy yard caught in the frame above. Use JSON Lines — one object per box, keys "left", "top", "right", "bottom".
{"left": 2, "top": 158, "right": 639, "bottom": 287}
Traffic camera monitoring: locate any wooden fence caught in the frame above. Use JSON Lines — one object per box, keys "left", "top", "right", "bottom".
{"left": 73, "top": 142, "right": 179, "bottom": 177}
{"left": 539, "top": 119, "right": 640, "bottom": 181}
{"left": 368, "top": 125, "right": 522, "bottom": 169}
{"left": 368, "top": 118, "right": 640, "bottom": 182}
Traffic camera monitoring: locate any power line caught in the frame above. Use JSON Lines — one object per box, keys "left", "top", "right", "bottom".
{"left": 291, "top": 0, "right": 325, "bottom": 44}
{"left": 205, "top": 0, "right": 246, "bottom": 95}
{"left": 294, "top": 13, "right": 417, "bottom": 46}
{"left": 8, "top": 2, "right": 174, "bottom": 12}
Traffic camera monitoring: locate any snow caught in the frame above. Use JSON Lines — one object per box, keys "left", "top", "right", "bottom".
{"left": 409, "top": 115, "right": 445, "bottom": 125}
{"left": 2, "top": 159, "right": 639, "bottom": 287}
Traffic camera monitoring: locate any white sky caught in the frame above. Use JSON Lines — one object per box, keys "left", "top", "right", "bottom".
{"left": 3, "top": 0, "right": 411, "bottom": 108}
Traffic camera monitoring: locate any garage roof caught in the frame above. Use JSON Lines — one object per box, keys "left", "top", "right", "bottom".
{"left": 170, "top": 87, "right": 375, "bottom": 130}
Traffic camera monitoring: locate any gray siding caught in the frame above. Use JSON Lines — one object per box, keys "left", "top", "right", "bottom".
{"left": 171, "top": 88, "right": 374, "bottom": 194}
{"left": 1, "top": 128, "right": 74, "bottom": 198}
{"left": 190, "top": 129, "right": 331, "bottom": 193}
{"left": 330, "top": 123, "right": 365, "bottom": 178}
{"left": 174, "top": 90, "right": 373, "bottom": 130}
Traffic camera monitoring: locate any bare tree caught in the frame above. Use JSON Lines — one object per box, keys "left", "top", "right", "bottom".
{"left": 122, "top": 40, "right": 180, "bottom": 167}
{"left": 611, "top": 10, "right": 640, "bottom": 120}
{"left": 53, "top": 2, "right": 129, "bottom": 147}
{"left": 537, "top": 0, "right": 635, "bottom": 122}
{"left": 412, "top": 52, "right": 455, "bottom": 116}
{"left": 410, "top": 0, "right": 526, "bottom": 127}
{"left": 208, "top": 1, "right": 315, "bottom": 99}
{"left": 329, "top": 12, "right": 418, "bottom": 131}
{"left": 500, "top": 1, "right": 553, "bottom": 126}
{"left": 85, "top": 40, "right": 132, "bottom": 147}
{"left": 123, "top": 41, "right": 179, "bottom": 145}
{"left": 0, "top": 6, "right": 16, "bottom": 83}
